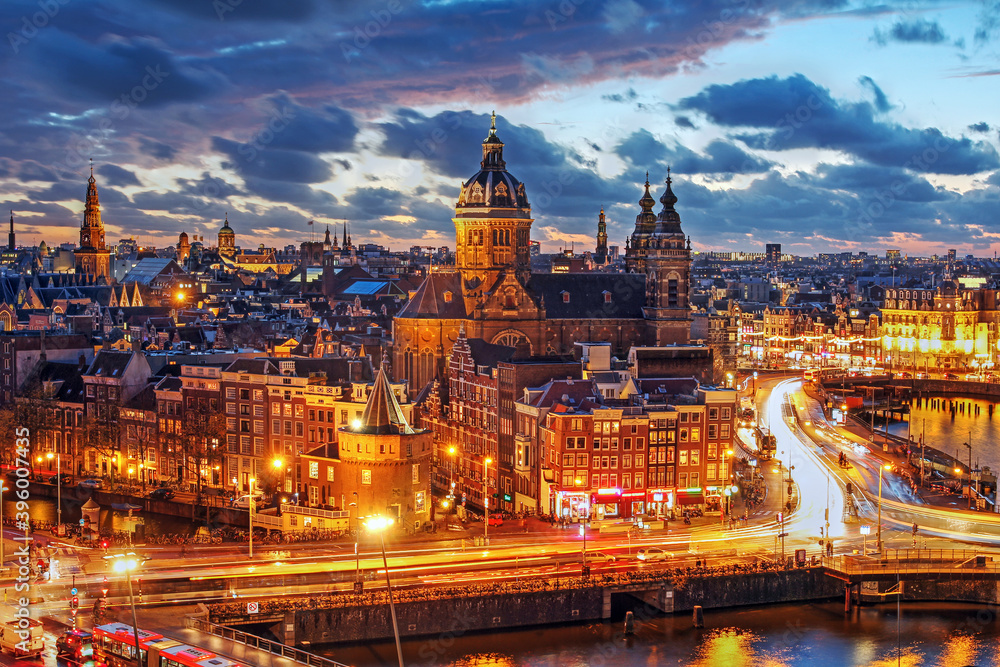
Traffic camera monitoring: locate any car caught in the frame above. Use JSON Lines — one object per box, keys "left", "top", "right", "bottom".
{"left": 148, "top": 487, "right": 175, "bottom": 501}
{"left": 487, "top": 513, "right": 504, "bottom": 527}
{"left": 78, "top": 478, "right": 103, "bottom": 489}
{"left": 943, "top": 372, "right": 959, "bottom": 380}
{"left": 48, "top": 473, "right": 72, "bottom": 485}
{"left": 232, "top": 494, "right": 263, "bottom": 509}
{"left": 55, "top": 629, "right": 92, "bottom": 658}
{"left": 637, "top": 547, "right": 670, "bottom": 562}
{"left": 895, "top": 371, "right": 911, "bottom": 379}
{"left": 583, "top": 551, "right": 617, "bottom": 564}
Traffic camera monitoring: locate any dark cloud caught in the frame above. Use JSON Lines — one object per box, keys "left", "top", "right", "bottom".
{"left": 858, "top": 76, "right": 891, "bottom": 113}
{"left": 149, "top": 0, "right": 317, "bottom": 22}
{"left": 253, "top": 94, "right": 359, "bottom": 154}
{"left": 138, "top": 137, "right": 178, "bottom": 161}
{"left": 211, "top": 137, "right": 333, "bottom": 183}
{"left": 25, "top": 32, "right": 227, "bottom": 106}
{"left": 872, "top": 18, "right": 948, "bottom": 46}
{"left": 678, "top": 74, "right": 1000, "bottom": 174}
{"left": 969, "top": 122, "right": 991, "bottom": 133}
{"left": 19, "top": 161, "right": 60, "bottom": 183}
{"left": 97, "top": 164, "right": 142, "bottom": 187}
{"left": 614, "top": 131, "right": 771, "bottom": 175}
{"left": 675, "top": 115, "right": 696, "bottom": 129}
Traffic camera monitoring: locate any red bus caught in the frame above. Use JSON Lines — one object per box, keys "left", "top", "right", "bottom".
{"left": 93, "top": 623, "right": 246, "bottom": 667}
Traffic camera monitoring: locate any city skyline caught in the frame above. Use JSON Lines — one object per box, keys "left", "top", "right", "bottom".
{"left": 1, "top": 1, "right": 998, "bottom": 255}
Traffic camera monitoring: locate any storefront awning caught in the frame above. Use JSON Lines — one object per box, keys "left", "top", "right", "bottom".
{"left": 676, "top": 489, "right": 703, "bottom": 506}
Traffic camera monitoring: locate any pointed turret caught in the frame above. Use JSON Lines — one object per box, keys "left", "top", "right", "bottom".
{"left": 652, "top": 167, "right": 684, "bottom": 237}
{"left": 355, "top": 365, "right": 413, "bottom": 435}
{"left": 7, "top": 210, "right": 14, "bottom": 251}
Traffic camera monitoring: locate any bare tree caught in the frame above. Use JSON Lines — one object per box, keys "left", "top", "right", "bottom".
{"left": 179, "top": 403, "right": 228, "bottom": 502}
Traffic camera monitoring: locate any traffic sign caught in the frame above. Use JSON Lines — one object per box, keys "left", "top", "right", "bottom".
{"left": 247, "top": 601, "right": 259, "bottom": 614}
{"left": 70, "top": 587, "right": 78, "bottom": 596}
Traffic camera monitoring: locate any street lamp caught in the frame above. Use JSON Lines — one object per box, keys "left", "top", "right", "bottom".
{"left": 248, "top": 477, "right": 256, "bottom": 559}
{"left": 47, "top": 452, "right": 61, "bottom": 529}
{"left": 579, "top": 523, "right": 588, "bottom": 574}
{"left": 447, "top": 446, "right": 457, "bottom": 508}
{"left": 484, "top": 457, "right": 493, "bottom": 541}
{"left": 0, "top": 482, "right": 6, "bottom": 568}
{"left": 365, "top": 516, "right": 404, "bottom": 667}
{"left": 877, "top": 463, "right": 892, "bottom": 555}
{"left": 105, "top": 552, "right": 147, "bottom": 667}
{"left": 272, "top": 457, "right": 284, "bottom": 497}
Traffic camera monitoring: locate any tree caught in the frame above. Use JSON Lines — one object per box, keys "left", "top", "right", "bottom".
{"left": 0, "top": 383, "right": 57, "bottom": 477}
{"left": 84, "top": 387, "right": 124, "bottom": 484}
{"left": 179, "top": 402, "right": 227, "bottom": 502}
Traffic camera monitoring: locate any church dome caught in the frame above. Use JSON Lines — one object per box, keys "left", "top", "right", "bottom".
{"left": 456, "top": 112, "right": 529, "bottom": 210}
{"left": 218, "top": 217, "right": 235, "bottom": 238}
{"left": 178, "top": 231, "right": 189, "bottom": 243}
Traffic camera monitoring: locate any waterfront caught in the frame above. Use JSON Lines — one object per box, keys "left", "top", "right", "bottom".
{"left": 324, "top": 601, "right": 1000, "bottom": 666}
{"left": 888, "top": 396, "right": 1000, "bottom": 475}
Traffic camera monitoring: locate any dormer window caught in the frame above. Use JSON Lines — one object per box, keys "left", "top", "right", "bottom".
{"left": 443, "top": 291, "right": 453, "bottom": 303}
{"left": 562, "top": 291, "right": 570, "bottom": 304}
{"left": 603, "top": 291, "right": 612, "bottom": 304}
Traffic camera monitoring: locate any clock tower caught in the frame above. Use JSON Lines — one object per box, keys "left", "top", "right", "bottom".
{"left": 75, "top": 165, "right": 111, "bottom": 281}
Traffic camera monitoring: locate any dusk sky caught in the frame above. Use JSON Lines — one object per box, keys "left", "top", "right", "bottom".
{"left": 1, "top": 0, "right": 998, "bottom": 257}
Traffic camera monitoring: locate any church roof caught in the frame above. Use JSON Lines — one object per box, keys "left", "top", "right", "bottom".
{"left": 527, "top": 273, "right": 646, "bottom": 318}
{"left": 355, "top": 366, "right": 414, "bottom": 435}
{"left": 395, "top": 271, "right": 467, "bottom": 319}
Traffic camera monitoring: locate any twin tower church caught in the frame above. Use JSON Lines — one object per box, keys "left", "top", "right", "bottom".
{"left": 393, "top": 114, "right": 693, "bottom": 392}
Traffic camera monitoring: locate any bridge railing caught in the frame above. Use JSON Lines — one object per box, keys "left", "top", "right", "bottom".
{"left": 823, "top": 549, "right": 999, "bottom": 576}
{"left": 185, "top": 616, "right": 349, "bottom": 667}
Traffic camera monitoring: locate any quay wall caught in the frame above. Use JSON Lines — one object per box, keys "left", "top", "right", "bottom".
{"left": 213, "top": 569, "right": 845, "bottom": 647}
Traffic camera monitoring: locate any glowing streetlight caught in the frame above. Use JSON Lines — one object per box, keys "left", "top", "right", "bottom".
{"left": 877, "top": 463, "right": 892, "bottom": 555}
{"left": 272, "top": 458, "right": 283, "bottom": 469}
{"left": 248, "top": 477, "right": 257, "bottom": 559}
{"left": 365, "top": 516, "right": 403, "bottom": 667}
{"left": 484, "top": 457, "right": 493, "bottom": 541}
{"left": 351, "top": 419, "right": 362, "bottom": 430}
{"left": 104, "top": 551, "right": 147, "bottom": 667}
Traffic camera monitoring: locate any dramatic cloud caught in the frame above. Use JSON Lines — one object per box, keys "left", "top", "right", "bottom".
{"left": 678, "top": 74, "right": 1000, "bottom": 174}
{"left": 97, "top": 164, "right": 142, "bottom": 187}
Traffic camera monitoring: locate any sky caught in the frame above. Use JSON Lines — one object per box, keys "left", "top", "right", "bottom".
{"left": 1, "top": 0, "right": 999, "bottom": 258}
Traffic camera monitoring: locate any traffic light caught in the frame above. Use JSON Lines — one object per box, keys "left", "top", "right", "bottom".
{"left": 100, "top": 538, "right": 109, "bottom": 550}
{"left": 846, "top": 482, "right": 853, "bottom": 496}
{"left": 101, "top": 576, "right": 109, "bottom": 598}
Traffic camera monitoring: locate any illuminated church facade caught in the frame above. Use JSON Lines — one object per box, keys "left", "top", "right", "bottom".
{"left": 393, "top": 115, "right": 692, "bottom": 392}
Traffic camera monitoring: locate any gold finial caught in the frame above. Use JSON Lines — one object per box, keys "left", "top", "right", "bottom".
{"left": 666, "top": 165, "right": 672, "bottom": 184}
{"left": 645, "top": 170, "right": 649, "bottom": 186}
{"left": 491, "top": 110, "right": 496, "bottom": 130}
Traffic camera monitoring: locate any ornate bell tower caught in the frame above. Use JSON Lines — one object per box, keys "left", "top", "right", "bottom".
{"left": 75, "top": 164, "right": 111, "bottom": 281}
{"left": 453, "top": 112, "right": 533, "bottom": 312}
{"left": 644, "top": 169, "right": 691, "bottom": 345}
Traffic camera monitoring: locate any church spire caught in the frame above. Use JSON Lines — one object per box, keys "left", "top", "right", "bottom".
{"left": 480, "top": 110, "right": 506, "bottom": 171}
{"left": 342, "top": 220, "right": 347, "bottom": 248}
{"left": 7, "top": 210, "right": 14, "bottom": 252}
{"left": 660, "top": 166, "right": 678, "bottom": 210}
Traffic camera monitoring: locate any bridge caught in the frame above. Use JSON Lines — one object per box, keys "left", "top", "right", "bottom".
{"left": 823, "top": 549, "right": 999, "bottom": 584}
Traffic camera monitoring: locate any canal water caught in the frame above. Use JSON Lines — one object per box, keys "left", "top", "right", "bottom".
{"left": 8, "top": 495, "right": 201, "bottom": 536}
{"left": 322, "top": 600, "right": 1000, "bottom": 666}
{"left": 888, "top": 395, "right": 1000, "bottom": 475}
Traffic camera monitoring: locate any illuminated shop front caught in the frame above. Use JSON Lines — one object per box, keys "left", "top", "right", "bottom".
{"left": 590, "top": 488, "right": 625, "bottom": 519}
{"left": 557, "top": 489, "right": 590, "bottom": 521}
{"left": 646, "top": 488, "right": 674, "bottom": 518}
{"left": 675, "top": 487, "right": 704, "bottom": 508}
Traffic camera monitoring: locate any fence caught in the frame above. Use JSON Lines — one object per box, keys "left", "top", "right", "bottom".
{"left": 185, "top": 616, "right": 348, "bottom": 667}
{"left": 823, "top": 549, "right": 998, "bottom": 577}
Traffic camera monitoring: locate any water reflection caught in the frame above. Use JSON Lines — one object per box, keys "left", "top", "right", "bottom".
{"left": 323, "top": 602, "right": 1000, "bottom": 667}
{"left": 890, "top": 396, "right": 1000, "bottom": 474}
